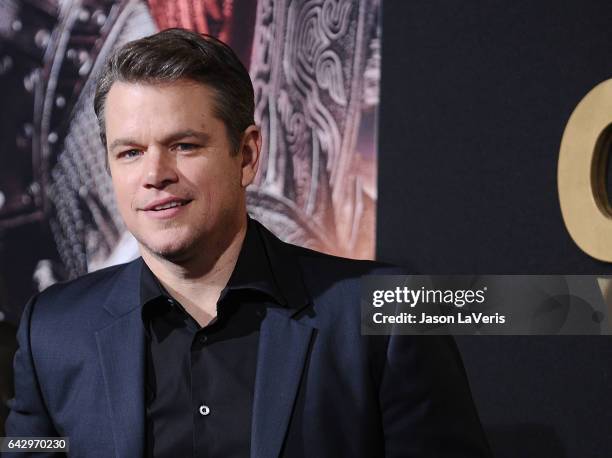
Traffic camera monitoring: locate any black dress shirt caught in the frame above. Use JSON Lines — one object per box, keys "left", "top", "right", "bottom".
{"left": 141, "top": 218, "right": 285, "bottom": 457}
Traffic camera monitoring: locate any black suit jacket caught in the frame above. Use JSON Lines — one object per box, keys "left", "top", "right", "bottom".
{"left": 6, "top": 219, "right": 491, "bottom": 457}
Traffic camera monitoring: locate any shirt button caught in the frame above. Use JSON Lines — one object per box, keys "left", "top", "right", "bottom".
{"left": 199, "top": 404, "right": 210, "bottom": 416}
{"left": 200, "top": 335, "right": 208, "bottom": 344}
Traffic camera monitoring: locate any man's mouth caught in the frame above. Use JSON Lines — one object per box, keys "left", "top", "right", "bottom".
{"left": 151, "top": 201, "right": 189, "bottom": 211}
{"left": 143, "top": 198, "right": 192, "bottom": 212}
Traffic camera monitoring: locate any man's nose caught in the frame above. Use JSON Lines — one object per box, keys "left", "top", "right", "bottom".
{"left": 143, "top": 147, "right": 178, "bottom": 188}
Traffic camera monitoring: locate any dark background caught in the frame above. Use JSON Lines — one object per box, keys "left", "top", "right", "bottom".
{"left": 378, "top": 1, "right": 612, "bottom": 457}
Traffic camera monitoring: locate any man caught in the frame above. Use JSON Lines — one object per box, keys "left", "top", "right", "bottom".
{"left": 6, "top": 29, "right": 491, "bottom": 457}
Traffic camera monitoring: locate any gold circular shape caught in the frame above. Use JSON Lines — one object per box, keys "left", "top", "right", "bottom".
{"left": 558, "top": 78, "right": 612, "bottom": 261}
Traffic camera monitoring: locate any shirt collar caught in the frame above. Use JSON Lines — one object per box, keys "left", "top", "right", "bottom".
{"left": 140, "top": 215, "right": 285, "bottom": 308}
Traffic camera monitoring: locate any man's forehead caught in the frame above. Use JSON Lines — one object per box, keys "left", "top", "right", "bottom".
{"left": 104, "top": 79, "right": 223, "bottom": 128}
{"left": 105, "top": 79, "right": 221, "bottom": 121}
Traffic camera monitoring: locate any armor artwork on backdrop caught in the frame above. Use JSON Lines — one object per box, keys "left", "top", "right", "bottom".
{"left": 0, "top": 0, "right": 381, "bottom": 322}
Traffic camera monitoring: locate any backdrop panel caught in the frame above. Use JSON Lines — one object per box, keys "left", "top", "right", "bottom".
{"left": 378, "top": 2, "right": 612, "bottom": 457}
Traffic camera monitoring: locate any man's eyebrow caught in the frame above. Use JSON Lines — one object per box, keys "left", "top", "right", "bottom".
{"left": 161, "top": 130, "right": 211, "bottom": 145}
{"left": 109, "top": 137, "right": 139, "bottom": 152}
{"left": 108, "top": 130, "right": 211, "bottom": 151}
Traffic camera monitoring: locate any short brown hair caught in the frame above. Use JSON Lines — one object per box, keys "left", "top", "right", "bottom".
{"left": 93, "top": 28, "right": 254, "bottom": 154}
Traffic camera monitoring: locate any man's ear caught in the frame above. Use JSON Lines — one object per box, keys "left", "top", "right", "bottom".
{"left": 239, "top": 125, "right": 261, "bottom": 188}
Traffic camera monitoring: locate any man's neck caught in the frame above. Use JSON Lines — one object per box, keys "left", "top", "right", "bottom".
{"left": 140, "top": 219, "right": 248, "bottom": 326}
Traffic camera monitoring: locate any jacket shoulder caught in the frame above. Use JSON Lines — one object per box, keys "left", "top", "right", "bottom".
{"left": 39, "top": 260, "right": 135, "bottom": 301}
{"left": 28, "top": 259, "right": 140, "bottom": 326}
{"left": 284, "top": 241, "right": 412, "bottom": 279}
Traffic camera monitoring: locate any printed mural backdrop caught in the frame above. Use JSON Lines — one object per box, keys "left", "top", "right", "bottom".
{"left": 0, "top": 0, "right": 381, "bottom": 324}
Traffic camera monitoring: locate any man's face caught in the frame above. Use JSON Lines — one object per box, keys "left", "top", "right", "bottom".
{"left": 104, "top": 79, "right": 254, "bottom": 262}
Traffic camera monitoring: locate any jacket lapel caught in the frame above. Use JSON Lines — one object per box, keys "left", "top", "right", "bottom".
{"left": 251, "top": 308, "right": 314, "bottom": 458}
{"left": 95, "top": 259, "right": 146, "bottom": 458}
{"left": 250, "top": 219, "right": 316, "bottom": 458}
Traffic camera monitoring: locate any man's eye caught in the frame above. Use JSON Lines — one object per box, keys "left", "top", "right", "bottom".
{"left": 174, "top": 143, "right": 198, "bottom": 152}
{"left": 118, "top": 149, "right": 141, "bottom": 159}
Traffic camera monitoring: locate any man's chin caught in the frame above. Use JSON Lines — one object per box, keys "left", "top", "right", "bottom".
{"left": 140, "top": 239, "right": 194, "bottom": 263}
